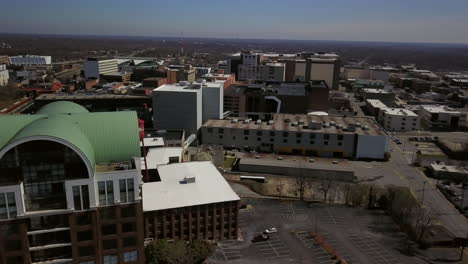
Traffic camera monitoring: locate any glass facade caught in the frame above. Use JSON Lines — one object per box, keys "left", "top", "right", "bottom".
{"left": 0, "top": 192, "right": 17, "bottom": 220}
{"left": 98, "top": 181, "right": 114, "bottom": 206}
{"left": 0, "top": 140, "right": 89, "bottom": 211}
{"left": 119, "top": 179, "right": 135, "bottom": 203}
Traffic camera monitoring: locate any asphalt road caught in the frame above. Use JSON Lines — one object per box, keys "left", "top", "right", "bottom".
{"left": 387, "top": 136, "right": 468, "bottom": 238}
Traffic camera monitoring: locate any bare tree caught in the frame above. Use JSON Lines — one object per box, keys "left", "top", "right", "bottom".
{"left": 340, "top": 183, "right": 352, "bottom": 205}
{"left": 319, "top": 176, "right": 333, "bottom": 203}
{"left": 294, "top": 175, "right": 309, "bottom": 201}
{"left": 413, "top": 207, "right": 435, "bottom": 242}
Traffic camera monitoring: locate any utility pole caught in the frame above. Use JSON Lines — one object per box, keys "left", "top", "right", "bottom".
{"left": 421, "top": 181, "right": 427, "bottom": 204}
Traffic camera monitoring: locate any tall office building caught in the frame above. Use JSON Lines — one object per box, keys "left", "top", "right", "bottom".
{"left": 152, "top": 81, "right": 224, "bottom": 135}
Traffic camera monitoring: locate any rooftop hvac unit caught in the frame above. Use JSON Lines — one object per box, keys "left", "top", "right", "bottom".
{"left": 355, "top": 122, "right": 361, "bottom": 128}
{"left": 244, "top": 119, "right": 251, "bottom": 124}
{"left": 231, "top": 119, "right": 238, "bottom": 124}
{"left": 268, "top": 120, "right": 274, "bottom": 125}
{"left": 362, "top": 125, "right": 370, "bottom": 130}
{"left": 292, "top": 121, "right": 299, "bottom": 127}
{"left": 308, "top": 121, "right": 322, "bottom": 130}
{"left": 181, "top": 176, "right": 196, "bottom": 184}
{"left": 179, "top": 81, "right": 188, "bottom": 86}
{"left": 256, "top": 120, "right": 262, "bottom": 125}
{"left": 330, "top": 121, "right": 336, "bottom": 126}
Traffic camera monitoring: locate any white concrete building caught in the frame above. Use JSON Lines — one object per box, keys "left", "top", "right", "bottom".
{"left": 380, "top": 108, "right": 420, "bottom": 132}
{"left": 201, "top": 81, "right": 224, "bottom": 123}
{"left": 9, "top": 55, "right": 52, "bottom": 65}
{"left": 83, "top": 58, "right": 119, "bottom": 79}
{"left": 0, "top": 64, "right": 9, "bottom": 86}
{"left": 419, "top": 105, "right": 466, "bottom": 130}
{"left": 152, "top": 81, "right": 224, "bottom": 135}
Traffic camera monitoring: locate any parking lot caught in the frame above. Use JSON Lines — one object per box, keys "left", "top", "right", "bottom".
{"left": 208, "top": 198, "right": 460, "bottom": 264}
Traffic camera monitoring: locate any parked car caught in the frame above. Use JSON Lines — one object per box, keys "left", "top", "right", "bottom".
{"left": 264, "top": 228, "right": 278, "bottom": 234}
{"left": 393, "top": 138, "right": 402, "bottom": 144}
{"left": 252, "top": 234, "right": 269, "bottom": 242}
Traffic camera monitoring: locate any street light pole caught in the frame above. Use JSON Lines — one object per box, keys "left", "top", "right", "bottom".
{"left": 421, "top": 181, "right": 427, "bottom": 204}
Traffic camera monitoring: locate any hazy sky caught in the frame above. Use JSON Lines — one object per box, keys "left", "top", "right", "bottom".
{"left": 2, "top": 0, "right": 468, "bottom": 43}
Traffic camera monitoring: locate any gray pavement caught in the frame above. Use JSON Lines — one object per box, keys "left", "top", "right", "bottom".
{"left": 208, "top": 199, "right": 460, "bottom": 264}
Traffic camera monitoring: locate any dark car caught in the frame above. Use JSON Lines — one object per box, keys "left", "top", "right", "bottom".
{"left": 252, "top": 234, "right": 269, "bottom": 243}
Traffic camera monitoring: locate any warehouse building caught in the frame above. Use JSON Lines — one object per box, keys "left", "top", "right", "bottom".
{"left": 202, "top": 114, "right": 389, "bottom": 160}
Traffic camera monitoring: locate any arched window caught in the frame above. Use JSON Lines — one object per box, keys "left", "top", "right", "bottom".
{"left": 0, "top": 140, "right": 89, "bottom": 211}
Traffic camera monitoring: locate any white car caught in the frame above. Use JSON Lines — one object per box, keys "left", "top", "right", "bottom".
{"left": 264, "top": 228, "right": 278, "bottom": 234}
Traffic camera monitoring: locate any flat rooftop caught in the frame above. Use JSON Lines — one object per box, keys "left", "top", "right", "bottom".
{"left": 154, "top": 81, "right": 222, "bottom": 93}
{"left": 140, "top": 137, "right": 164, "bottom": 148}
{"left": 141, "top": 147, "right": 183, "bottom": 170}
{"left": 366, "top": 99, "right": 387, "bottom": 109}
{"left": 240, "top": 154, "right": 353, "bottom": 173}
{"left": 421, "top": 105, "right": 463, "bottom": 114}
{"left": 142, "top": 161, "right": 240, "bottom": 211}
{"left": 204, "top": 114, "right": 386, "bottom": 136}
{"left": 362, "top": 88, "right": 391, "bottom": 94}
{"left": 382, "top": 108, "right": 418, "bottom": 117}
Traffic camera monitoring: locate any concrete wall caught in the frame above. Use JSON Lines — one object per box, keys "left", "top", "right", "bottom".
{"left": 202, "top": 84, "right": 223, "bottom": 123}
{"left": 355, "top": 134, "right": 389, "bottom": 159}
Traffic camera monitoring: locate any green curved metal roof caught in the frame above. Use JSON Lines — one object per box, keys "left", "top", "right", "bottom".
{"left": 0, "top": 102, "right": 140, "bottom": 172}
{"left": 36, "top": 101, "right": 89, "bottom": 115}
{"left": 9, "top": 116, "right": 96, "bottom": 168}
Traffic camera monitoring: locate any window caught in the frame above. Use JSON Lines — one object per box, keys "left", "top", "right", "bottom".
{"left": 219, "top": 135, "right": 223, "bottom": 139}
{"left": 218, "top": 128, "right": 224, "bottom": 134}
{"left": 310, "top": 141, "right": 315, "bottom": 145}
{"left": 103, "top": 239, "right": 117, "bottom": 250}
{"left": 269, "top": 131, "right": 275, "bottom": 137}
{"left": 100, "top": 207, "right": 116, "bottom": 220}
{"left": 7, "top": 256, "right": 23, "bottom": 264}
{"left": 122, "top": 222, "right": 136, "bottom": 233}
{"left": 256, "top": 131, "right": 262, "bottom": 136}
{"left": 4, "top": 239, "right": 21, "bottom": 251}
{"left": 73, "top": 185, "right": 90, "bottom": 211}
{"left": 296, "top": 133, "right": 302, "bottom": 138}
{"left": 296, "top": 140, "right": 301, "bottom": 144}
{"left": 337, "top": 135, "right": 344, "bottom": 140}
{"left": 102, "top": 224, "right": 117, "bottom": 236}
{"left": 244, "top": 136, "right": 248, "bottom": 140}
{"left": 124, "top": 251, "right": 138, "bottom": 263}
{"left": 123, "top": 236, "right": 136, "bottom": 247}
{"left": 207, "top": 128, "right": 213, "bottom": 133}
{"left": 257, "top": 137, "right": 261, "bottom": 141}
{"left": 98, "top": 181, "right": 114, "bottom": 206}
{"left": 77, "top": 230, "right": 93, "bottom": 242}
{"left": 243, "top": 130, "right": 249, "bottom": 135}
{"left": 283, "top": 139, "right": 288, "bottom": 143}
{"left": 104, "top": 255, "right": 118, "bottom": 264}
{"left": 338, "top": 142, "right": 343, "bottom": 146}
{"left": 79, "top": 261, "right": 95, "bottom": 264}
{"left": 270, "top": 138, "right": 274, "bottom": 142}
{"left": 119, "top": 179, "right": 135, "bottom": 203}
{"left": 79, "top": 246, "right": 94, "bottom": 257}
{"left": 324, "top": 141, "right": 329, "bottom": 145}
{"left": 121, "top": 205, "right": 136, "bottom": 218}
{"left": 310, "top": 134, "right": 316, "bottom": 139}
{"left": 283, "top": 132, "right": 289, "bottom": 137}
{"left": 0, "top": 192, "right": 17, "bottom": 220}
{"left": 323, "top": 134, "right": 330, "bottom": 140}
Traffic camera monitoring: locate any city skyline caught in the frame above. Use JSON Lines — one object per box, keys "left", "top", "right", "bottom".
{"left": 2, "top": 0, "right": 468, "bottom": 44}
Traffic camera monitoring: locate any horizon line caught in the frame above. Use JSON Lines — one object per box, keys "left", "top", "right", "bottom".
{"left": 1, "top": 32, "right": 468, "bottom": 46}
